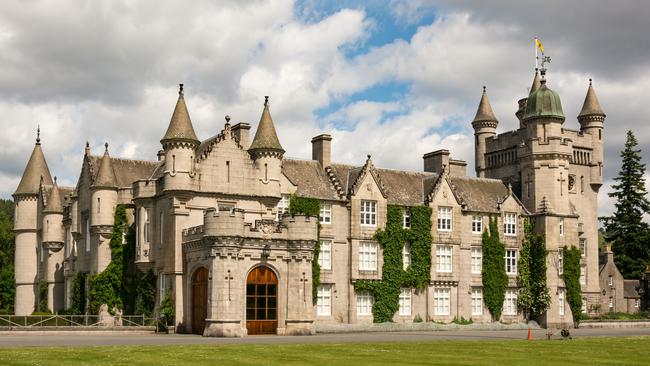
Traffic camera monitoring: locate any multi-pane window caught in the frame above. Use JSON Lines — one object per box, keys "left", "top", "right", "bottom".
{"left": 402, "top": 242, "right": 411, "bottom": 270}
{"left": 559, "top": 218, "right": 564, "bottom": 237}
{"left": 436, "top": 245, "right": 452, "bottom": 273}
{"left": 472, "top": 216, "right": 483, "bottom": 234}
{"left": 582, "top": 298, "right": 588, "bottom": 314}
{"left": 360, "top": 200, "right": 377, "bottom": 226}
{"left": 319, "top": 203, "right": 332, "bottom": 224}
{"left": 503, "top": 289, "right": 517, "bottom": 315}
{"left": 608, "top": 275, "right": 613, "bottom": 286}
{"left": 317, "top": 285, "right": 332, "bottom": 316}
{"left": 356, "top": 291, "right": 374, "bottom": 315}
{"left": 318, "top": 240, "right": 332, "bottom": 270}
{"left": 403, "top": 209, "right": 410, "bottom": 229}
{"left": 504, "top": 212, "right": 517, "bottom": 236}
{"left": 276, "top": 194, "right": 290, "bottom": 221}
{"left": 399, "top": 288, "right": 411, "bottom": 316}
{"left": 579, "top": 239, "right": 586, "bottom": 257}
{"left": 471, "top": 288, "right": 483, "bottom": 315}
{"left": 580, "top": 265, "right": 586, "bottom": 285}
{"left": 505, "top": 249, "right": 517, "bottom": 275}
{"left": 558, "top": 250, "right": 564, "bottom": 275}
{"left": 359, "top": 242, "right": 378, "bottom": 271}
{"left": 434, "top": 288, "right": 451, "bottom": 315}
{"left": 437, "top": 207, "right": 452, "bottom": 231}
{"left": 558, "top": 288, "right": 565, "bottom": 316}
{"left": 471, "top": 247, "right": 482, "bottom": 274}
{"left": 608, "top": 297, "right": 613, "bottom": 310}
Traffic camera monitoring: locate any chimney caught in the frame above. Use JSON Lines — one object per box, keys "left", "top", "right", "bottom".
{"left": 605, "top": 244, "right": 614, "bottom": 263}
{"left": 232, "top": 122, "right": 251, "bottom": 149}
{"left": 423, "top": 150, "right": 450, "bottom": 174}
{"left": 311, "top": 134, "right": 332, "bottom": 167}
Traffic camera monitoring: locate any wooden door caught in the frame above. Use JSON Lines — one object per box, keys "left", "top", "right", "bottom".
{"left": 246, "top": 266, "right": 278, "bottom": 335}
{"left": 191, "top": 267, "right": 208, "bottom": 335}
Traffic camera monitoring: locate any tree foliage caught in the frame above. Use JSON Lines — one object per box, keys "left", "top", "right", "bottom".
{"left": 134, "top": 269, "right": 156, "bottom": 316}
{"left": 482, "top": 217, "right": 508, "bottom": 321}
{"left": 563, "top": 246, "right": 583, "bottom": 326}
{"left": 70, "top": 272, "right": 86, "bottom": 314}
{"left": 517, "top": 219, "right": 550, "bottom": 320}
{"left": 0, "top": 199, "right": 15, "bottom": 313}
{"left": 601, "top": 130, "right": 650, "bottom": 279}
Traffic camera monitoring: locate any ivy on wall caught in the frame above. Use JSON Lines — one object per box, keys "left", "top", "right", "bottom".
{"left": 288, "top": 194, "right": 321, "bottom": 305}
{"left": 563, "top": 246, "right": 582, "bottom": 326}
{"left": 517, "top": 219, "right": 550, "bottom": 321}
{"left": 37, "top": 279, "right": 49, "bottom": 313}
{"left": 482, "top": 217, "right": 508, "bottom": 321}
{"left": 134, "top": 269, "right": 156, "bottom": 316}
{"left": 355, "top": 205, "right": 432, "bottom": 323}
{"left": 70, "top": 271, "right": 86, "bottom": 314}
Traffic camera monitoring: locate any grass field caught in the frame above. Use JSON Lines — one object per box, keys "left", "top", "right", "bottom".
{"left": 1, "top": 336, "right": 649, "bottom": 365}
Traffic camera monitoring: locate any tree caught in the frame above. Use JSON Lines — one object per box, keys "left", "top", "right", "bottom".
{"left": 601, "top": 130, "right": 650, "bottom": 279}
{"left": 517, "top": 219, "right": 551, "bottom": 321}
{"left": 0, "top": 199, "right": 15, "bottom": 313}
{"left": 482, "top": 217, "right": 508, "bottom": 321}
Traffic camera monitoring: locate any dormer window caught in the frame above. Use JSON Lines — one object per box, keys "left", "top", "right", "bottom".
{"left": 402, "top": 209, "right": 410, "bottom": 229}
{"left": 360, "top": 201, "right": 377, "bottom": 227}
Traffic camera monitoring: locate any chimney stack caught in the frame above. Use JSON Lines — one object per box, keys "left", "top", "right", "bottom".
{"left": 311, "top": 134, "right": 332, "bottom": 167}
{"left": 423, "top": 149, "right": 466, "bottom": 176}
{"left": 232, "top": 122, "right": 251, "bottom": 149}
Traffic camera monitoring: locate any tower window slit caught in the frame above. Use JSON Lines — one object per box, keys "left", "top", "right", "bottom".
{"left": 226, "top": 161, "right": 230, "bottom": 183}
{"left": 172, "top": 155, "right": 176, "bottom": 173}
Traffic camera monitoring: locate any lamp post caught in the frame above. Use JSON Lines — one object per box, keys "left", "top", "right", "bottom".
{"left": 261, "top": 244, "right": 271, "bottom": 260}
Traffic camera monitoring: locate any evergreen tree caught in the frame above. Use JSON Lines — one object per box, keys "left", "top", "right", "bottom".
{"left": 517, "top": 219, "right": 550, "bottom": 321}
{"left": 601, "top": 130, "right": 650, "bottom": 279}
{"left": 0, "top": 199, "right": 15, "bottom": 313}
{"left": 482, "top": 217, "right": 508, "bottom": 321}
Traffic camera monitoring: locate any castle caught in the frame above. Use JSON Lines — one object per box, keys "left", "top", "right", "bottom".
{"left": 13, "top": 68, "right": 605, "bottom": 336}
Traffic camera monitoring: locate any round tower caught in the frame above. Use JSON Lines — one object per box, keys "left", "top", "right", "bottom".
{"left": 160, "top": 84, "right": 200, "bottom": 191}
{"left": 578, "top": 79, "right": 606, "bottom": 186}
{"left": 471, "top": 87, "right": 498, "bottom": 178}
{"left": 42, "top": 178, "right": 65, "bottom": 312}
{"left": 91, "top": 143, "right": 119, "bottom": 273}
{"left": 13, "top": 128, "right": 54, "bottom": 315}
{"left": 249, "top": 96, "right": 285, "bottom": 197}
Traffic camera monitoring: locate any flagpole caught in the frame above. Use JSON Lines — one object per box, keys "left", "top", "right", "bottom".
{"left": 534, "top": 36, "right": 538, "bottom": 69}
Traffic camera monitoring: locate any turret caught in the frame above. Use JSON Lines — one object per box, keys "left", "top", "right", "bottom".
{"left": 522, "top": 74, "right": 565, "bottom": 141}
{"left": 13, "top": 128, "right": 54, "bottom": 315}
{"left": 516, "top": 70, "right": 542, "bottom": 127}
{"left": 160, "top": 84, "right": 200, "bottom": 191}
{"left": 42, "top": 178, "right": 65, "bottom": 312}
{"left": 91, "top": 143, "right": 118, "bottom": 272}
{"left": 578, "top": 79, "right": 605, "bottom": 185}
{"left": 249, "top": 96, "right": 284, "bottom": 197}
{"left": 472, "top": 87, "right": 498, "bottom": 178}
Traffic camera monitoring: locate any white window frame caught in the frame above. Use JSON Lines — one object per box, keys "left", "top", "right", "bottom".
{"left": 608, "top": 297, "right": 613, "bottom": 309}
{"left": 399, "top": 288, "right": 412, "bottom": 316}
{"left": 580, "top": 265, "right": 586, "bottom": 285}
{"left": 579, "top": 238, "right": 586, "bottom": 257}
{"left": 437, "top": 207, "right": 452, "bottom": 231}
{"left": 471, "top": 247, "right": 482, "bottom": 274}
{"left": 402, "top": 209, "right": 410, "bottom": 229}
{"left": 356, "top": 290, "right": 374, "bottom": 316}
{"left": 558, "top": 288, "right": 565, "bottom": 316}
{"left": 276, "top": 194, "right": 290, "bottom": 221}
{"left": 471, "top": 215, "right": 483, "bottom": 234}
{"left": 319, "top": 203, "right": 332, "bottom": 225}
{"left": 144, "top": 209, "right": 150, "bottom": 244}
{"left": 436, "top": 245, "right": 453, "bottom": 273}
{"left": 558, "top": 250, "right": 564, "bottom": 275}
{"left": 582, "top": 298, "right": 588, "bottom": 314}
{"left": 635, "top": 299, "right": 640, "bottom": 308}
{"left": 359, "top": 242, "right": 377, "bottom": 271}
{"left": 318, "top": 240, "right": 332, "bottom": 270}
{"left": 471, "top": 288, "right": 483, "bottom": 316}
{"left": 504, "top": 212, "right": 517, "bottom": 236}
{"left": 317, "top": 285, "right": 332, "bottom": 316}
{"left": 360, "top": 200, "right": 377, "bottom": 227}
{"left": 505, "top": 249, "right": 517, "bottom": 275}
{"left": 608, "top": 275, "right": 613, "bottom": 286}
{"left": 434, "top": 287, "right": 451, "bottom": 315}
{"left": 503, "top": 289, "right": 517, "bottom": 315}
{"left": 402, "top": 242, "right": 411, "bottom": 270}
{"left": 559, "top": 218, "right": 564, "bottom": 237}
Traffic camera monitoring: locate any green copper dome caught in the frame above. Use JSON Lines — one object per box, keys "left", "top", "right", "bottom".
{"left": 523, "top": 80, "right": 564, "bottom": 121}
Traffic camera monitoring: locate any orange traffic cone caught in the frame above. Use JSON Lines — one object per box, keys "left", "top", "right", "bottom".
{"left": 527, "top": 327, "right": 533, "bottom": 340}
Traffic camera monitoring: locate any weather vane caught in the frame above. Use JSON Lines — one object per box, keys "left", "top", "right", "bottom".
{"left": 534, "top": 36, "right": 551, "bottom": 77}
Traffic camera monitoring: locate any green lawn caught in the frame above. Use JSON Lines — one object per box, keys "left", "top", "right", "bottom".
{"left": 1, "top": 337, "right": 649, "bottom": 365}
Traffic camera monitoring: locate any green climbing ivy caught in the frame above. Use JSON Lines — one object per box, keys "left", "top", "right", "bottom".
{"left": 482, "top": 217, "right": 508, "bottom": 321}
{"left": 517, "top": 219, "right": 551, "bottom": 321}
{"left": 354, "top": 205, "right": 432, "bottom": 323}
{"left": 70, "top": 271, "right": 86, "bottom": 314}
{"left": 563, "top": 246, "right": 582, "bottom": 326}
{"left": 288, "top": 194, "right": 321, "bottom": 304}
{"left": 37, "top": 279, "right": 49, "bottom": 313}
{"left": 134, "top": 269, "right": 156, "bottom": 316}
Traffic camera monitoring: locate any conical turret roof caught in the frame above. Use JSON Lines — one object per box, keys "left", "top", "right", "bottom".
{"left": 161, "top": 84, "right": 199, "bottom": 145}
{"left": 530, "top": 70, "right": 542, "bottom": 95}
{"left": 472, "top": 87, "right": 498, "bottom": 124}
{"left": 92, "top": 143, "right": 118, "bottom": 189}
{"left": 14, "top": 130, "right": 53, "bottom": 196}
{"left": 578, "top": 79, "right": 605, "bottom": 118}
{"left": 249, "top": 96, "right": 284, "bottom": 153}
{"left": 43, "top": 179, "right": 63, "bottom": 214}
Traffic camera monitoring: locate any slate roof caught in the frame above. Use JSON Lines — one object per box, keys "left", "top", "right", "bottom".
{"left": 472, "top": 88, "right": 498, "bottom": 123}
{"left": 447, "top": 176, "right": 510, "bottom": 213}
{"left": 14, "top": 143, "right": 54, "bottom": 196}
{"left": 88, "top": 155, "right": 159, "bottom": 188}
{"left": 624, "top": 280, "right": 641, "bottom": 299}
{"left": 249, "top": 98, "right": 284, "bottom": 152}
{"left": 282, "top": 159, "right": 339, "bottom": 200}
{"left": 43, "top": 183, "right": 63, "bottom": 213}
{"left": 92, "top": 145, "right": 118, "bottom": 188}
{"left": 161, "top": 87, "right": 200, "bottom": 144}
{"left": 578, "top": 80, "right": 605, "bottom": 117}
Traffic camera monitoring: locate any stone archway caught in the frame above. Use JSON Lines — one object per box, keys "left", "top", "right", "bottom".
{"left": 246, "top": 266, "right": 278, "bottom": 335}
{"left": 191, "top": 267, "right": 208, "bottom": 335}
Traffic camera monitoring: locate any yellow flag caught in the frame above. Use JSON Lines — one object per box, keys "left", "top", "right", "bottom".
{"left": 535, "top": 38, "right": 545, "bottom": 53}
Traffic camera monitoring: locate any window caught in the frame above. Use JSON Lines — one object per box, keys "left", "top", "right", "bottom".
{"left": 402, "top": 209, "right": 410, "bottom": 229}
{"left": 121, "top": 230, "right": 127, "bottom": 245}
{"left": 276, "top": 194, "right": 290, "bottom": 221}
{"left": 359, "top": 242, "right": 377, "bottom": 271}
{"left": 558, "top": 288, "right": 565, "bottom": 316}
{"left": 436, "top": 245, "right": 452, "bottom": 273}
{"left": 402, "top": 242, "right": 411, "bottom": 270}
{"left": 40, "top": 244, "right": 45, "bottom": 263}
{"left": 159, "top": 273, "right": 165, "bottom": 305}
{"left": 559, "top": 218, "right": 564, "bottom": 237}
{"left": 504, "top": 213, "right": 517, "bottom": 236}
{"left": 579, "top": 239, "right": 586, "bottom": 257}
{"left": 218, "top": 203, "right": 235, "bottom": 213}
{"left": 97, "top": 197, "right": 101, "bottom": 213}
{"left": 558, "top": 250, "right": 564, "bottom": 275}
{"left": 608, "top": 297, "right": 613, "bottom": 310}
{"left": 317, "top": 285, "right": 332, "bottom": 316}
{"left": 437, "top": 207, "right": 452, "bottom": 231}
{"left": 505, "top": 250, "right": 517, "bottom": 275}
{"left": 608, "top": 275, "right": 613, "bottom": 286}
{"left": 319, "top": 240, "right": 332, "bottom": 270}
{"left": 434, "top": 288, "right": 451, "bottom": 315}
{"left": 319, "top": 203, "right": 332, "bottom": 224}
{"left": 472, "top": 216, "right": 483, "bottom": 234}
{"left": 580, "top": 266, "right": 586, "bottom": 285}
{"left": 471, "top": 288, "right": 483, "bottom": 315}
{"left": 582, "top": 298, "right": 588, "bottom": 314}
{"left": 471, "top": 247, "right": 482, "bottom": 274}
{"left": 85, "top": 219, "right": 90, "bottom": 252}
{"left": 503, "top": 289, "right": 517, "bottom": 315}
{"left": 360, "top": 201, "right": 377, "bottom": 226}
{"left": 356, "top": 291, "right": 374, "bottom": 315}
{"left": 144, "top": 209, "right": 150, "bottom": 243}
{"left": 635, "top": 299, "right": 640, "bottom": 308}
{"left": 399, "top": 288, "right": 411, "bottom": 316}
{"left": 64, "top": 228, "right": 70, "bottom": 257}
{"left": 159, "top": 211, "right": 164, "bottom": 248}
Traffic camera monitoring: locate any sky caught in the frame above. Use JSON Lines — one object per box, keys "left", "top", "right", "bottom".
{"left": 1, "top": 0, "right": 649, "bottom": 220}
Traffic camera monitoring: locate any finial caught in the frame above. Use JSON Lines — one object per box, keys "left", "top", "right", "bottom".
{"left": 54, "top": 176, "right": 57, "bottom": 184}
{"left": 367, "top": 154, "right": 371, "bottom": 160}
{"left": 179, "top": 83, "right": 184, "bottom": 96}
{"left": 36, "top": 125, "right": 41, "bottom": 144}
{"left": 482, "top": 86, "right": 486, "bottom": 93}
{"left": 104, "top": 142, "right": 109, "bottom": 152}
{"left": 225, "top": 115, "right": 231, "bottom": 123}
{"left": 507, "top": 182, "right": 512, "bottom": 194}
{"left": 264, "top": 96, "right": 269, "bottom": 107}
{"left": 589, "top": 78, "right": 593, "bottom": 86}
{"left": 85, "top": 141, "right": 90, "bottom": 155}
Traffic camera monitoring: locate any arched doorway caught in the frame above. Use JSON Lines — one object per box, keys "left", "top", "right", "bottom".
{"left": 246, "top": 266, "right": 278, "bottom": 335}
{"left": 191, "top": 267, "right": 208, "bottom": 335}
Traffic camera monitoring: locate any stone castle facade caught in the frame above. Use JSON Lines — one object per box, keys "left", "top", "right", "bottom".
{"left": 13, "top": 69, "right": 605, "bottom": 335}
